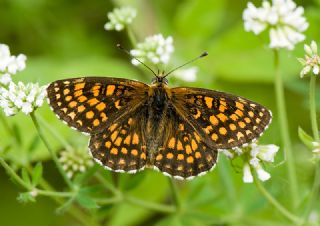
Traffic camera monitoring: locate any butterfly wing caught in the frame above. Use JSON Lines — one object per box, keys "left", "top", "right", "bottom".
{"left": 152, "top": 107, "right": 218, "bottom": 179}
{"left": 170, "top": 87, "right": 272, "bottom": 150}
{"left": 89, "top": 109, "right": 148, "bottom": 173}
{"left": 47, "top": 77, "right": 149, "bottom": 135}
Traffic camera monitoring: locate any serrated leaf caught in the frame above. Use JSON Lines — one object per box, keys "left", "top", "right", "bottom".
{"left": 32, "top": 162, "right": 43, "bottom": 186}
{"left": 56, "top": 197, "right": 76, "bottom": 214}
{"left": 76, "top": 193, "right": 99, "bottom": 209}
{"left": 21, "top": 167, "right": 31, "bottom": 186}
{"left": 17, "top": 192, "right": 35, "bottom": 203}
{"left": 298, "top": 127, "right": 315, "bottom": 149}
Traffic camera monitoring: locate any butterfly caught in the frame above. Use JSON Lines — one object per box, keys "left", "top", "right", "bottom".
{"left": 47, "top": 61, "right": 272, "bottom": 180}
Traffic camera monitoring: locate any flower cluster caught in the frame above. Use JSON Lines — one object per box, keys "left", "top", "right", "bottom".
{"left": 298, "top": 41, "right": 320, "bottom": 78}
{"left": 130, "top": 34, "right": 174, "bottom": 66}
{"left": 0, "top": 44, "right": 26, "bottom": 86}
{"left": 221, "top": 143, "right": 279, "bottom": 183}
{"left": 172, "top": 66, "right": 198, "bottom": 82}
{"left": 0, "top": 82, "right": 47, "bottom": 116}
{"left": 104, "top": 6, "right": 137, "bottom": 31}
{"left": 59, "top": 148, "right": 94, "bottom": 178}
{"left": 243, "top": 0, "right": 308, "bottom": 50}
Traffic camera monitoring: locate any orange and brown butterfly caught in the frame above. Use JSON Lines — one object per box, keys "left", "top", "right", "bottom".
{"left": 46, "top": 52, "right": 272, "bottom": 180}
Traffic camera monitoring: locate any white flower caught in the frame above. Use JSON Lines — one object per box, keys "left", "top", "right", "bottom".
{"left": 256, "top": 165, "right": 271, "bottom": 181}
{"left": 0, "top": 82, "right": 47, "bottom": 116}
{"left": 0, "top": 44, "right": 27, "bottom": 87}
{"left": 243, "top": 164, "right": 254, "bottom": 183}
{"left": 239, "top": 143, "right": 279, "bottom": 183}
{"left": 104, "top": 7, "right": 137, "bottom": 31}
{"left": 0, "top": 73, "right": 12, "bottom": 85}
{"left": 172, "top": 67, "right": 198, "bottom": 82}
{"left": 130, "top": 34, "right": 174, "bottom": 66}
{"left": 243, "top": 0, "right": 308, "bottom": 50}
{"left": 219, "top": 149, "right": 234, "bottom": 158}
{"left": 298, "top": 41, "right": 320, "bottom": 78}
{"left": 251, "top": 143, "right": 279, "bottom": 162}
{"left": 59, "top": 148, "right": 94, "bottom": 178}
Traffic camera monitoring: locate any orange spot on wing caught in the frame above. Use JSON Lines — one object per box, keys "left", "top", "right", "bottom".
{"left": 78, "top": 96, "right": 87, "bottom": 102}
{"left": 185, "top": 145, "right": 192, "bottom": 154}
{"left": 110, "top": 131, "right": 118, "bottom": 142}
{"left": 68, "top": 101, "right": 77, "bottom": 108}
{"left": 217, "top": 113, "right": 228, "bottom": 122}
{"left": 177, "top": 140, "right": 183, "bottom": 151}
{"left": 68, "top": 112, "right": 76, "bottom": 120}
{"left": 195, "top": 152, "right": 201, "bottom": 159}
{"left": 74, "top": 90, "right": 83, "bottom": 97}
{"left": 131, "top": 149, "right": 138, "bottom": 156}
{"left": 132, "top": 133, "right": 139, "bottom": 144}
{"left": 124, "top": 135, "right": 131, "bottom": 145}
{"left": 96, "top": 102, "right": 106, "bottom": 111}
{"left": 74, "top": 83, "right": 85, "bottom": 90}
{"left": 86, "top": 111, "right": 94, "bottom": 119}
{"left": 166, "top": 153, "right": 174, "bottom": 159}
{"left": 187, "top": 156, "right": 194, "bottom": 163}
{"left": 211, "top": 133, "right": 218, "bottom": 141}
{"left": 168, "top": 138, "right": 176, "bottom": 149}
{"left": 238, "top": 121, "right": 246, "bottom": 128}
{"left": 210, "top": 115, "right": 219, "bottom": 126}
{"left": 114, "top": 137, "right": 122, "bottom": 146}
{"left": 106, "top": 85, "right": 116, "bottom": 95}
{"left": 236, "top": 101, "right": 244, "bottom": 110}
{"left": 191, "top": 139, "right": 198, "bottom": 151}
{"left": 177, "top": 154, "right": 184, "bottom": 160}
{"left": 100, "top": 112, "right": 108, "bottom": 122}
{"left": 219, "top": 127, "right": 227, "bottom": 135}
{"left": 235, "top": 109, "right": 244, "bottom": 117}
{"left": 110, "top": 148, "right": 118, "bottom": 155}
{"left": 88, "top": 98, "right": 99, "bottom": 106}
{"left": 93, "top": 119, "right": 100, "bottom": 127}
{"left": 105, "top": 141, "right": 111, "bottom": 148}
{"left": 204, "top": 97, "right": 213, "bottom": 108}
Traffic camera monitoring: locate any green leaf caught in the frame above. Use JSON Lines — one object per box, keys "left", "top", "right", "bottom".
{"left": 17, "top": 192, "right": 35, "bottom": 203}
{"left": 76, "top": 193, "right": 99, "bottom": 209}
{"left": 31, "top": 162, "right": 43, "bottom": 186}
{"left": 298, "top": 127, "right": 315, "bottom": 149}
{"left": 27, "top": 135, "right": 40, "bottom": 153}
{"left": 120, "top": 171, "right": 146, "bottom": 191}
{"left": 12, "top": 123, "right": 22, "bottom": 145}
{"left": 21, "top": 167, "right": 31, "bottom": 186}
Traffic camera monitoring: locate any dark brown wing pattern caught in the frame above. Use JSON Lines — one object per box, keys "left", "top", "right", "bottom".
{"left": 170, "top": 87, "right": 272, "bottom": 150}
{"left": 152, "top": 110, "right": 218, "bottom": 180}
{"left": 47, "top": 77, "right": 149, "bottom": 135}
{"left": 89, "top": 111, "right": 148, "bottom": 173}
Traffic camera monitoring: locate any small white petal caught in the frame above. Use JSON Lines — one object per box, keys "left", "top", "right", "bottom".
{"left": 243, "top": 164, "right": 253, "bottom": 183}
{"left": 313, "top": 65, "right": 320, "bottom": 75}
{"left": 256, "top": 167, "right": 271, "bottom": 181}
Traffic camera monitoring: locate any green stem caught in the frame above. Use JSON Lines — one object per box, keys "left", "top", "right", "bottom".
{"left": 0, "top": 113, "right": 14, "bottom": 137}
{"left": 125, "top": 196, "right": 175, "bottom": 213}
{"left": 94, "top": 172, "right": 120, "bottom": 196}
{"left": 168, "top": 178, "right": 182, "bottom": 212}
{"left": 30, "top": 112, "right": 74, "bottom": 189}
{"left": 0, "top": 157, "right": 91, "bottom": 225}
{"left": 0, "top": 157, "right": 32, "bottom": 190}
{"left": 310, "top": 75, "right": 319, "bottom": 141}
{"left": 126, "top": 27, "right": 137, "bottom": 47}
{"left": 302, "top": 75, "right": 320, "bottom": 225}
{"left": 253, "top": 173, "right": 302, "bottom": 225}
{"left": 274, "top": 50, "right": 298, "bottom": 208}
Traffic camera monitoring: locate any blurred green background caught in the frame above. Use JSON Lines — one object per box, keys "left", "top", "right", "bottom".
{"left": 1, "top": 0, "right": 320, "bottom": 225}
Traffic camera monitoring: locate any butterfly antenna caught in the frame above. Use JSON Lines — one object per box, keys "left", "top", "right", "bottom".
{"left": 163, "top": 51, "right": 208, "bottom": 78}
{"left": 117, "top": 44, "right": 158, "bottom": 77}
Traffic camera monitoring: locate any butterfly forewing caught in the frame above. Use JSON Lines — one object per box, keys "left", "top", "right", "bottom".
{"left": 170, "top": 87, "right": 272, "bottom": 150}
{"left": 47, "top": 77, "right": 149, "bottom": 134}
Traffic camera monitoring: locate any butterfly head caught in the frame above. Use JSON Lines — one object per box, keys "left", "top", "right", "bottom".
{"left": 151, "top": 73, "right": 169, "bottom": 85}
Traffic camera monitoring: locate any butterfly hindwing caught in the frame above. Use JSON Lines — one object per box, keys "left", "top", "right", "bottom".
{"left": 47, "top": 77, "right": 149, "bottom": 134}
{"left": 170, "top": 87, "right": 272, "bottom": 150}
{"left": 89, "top": 112, "right": 147, "bottom": 172}
{"left": 153, "top": 109, "right": 218, "bottom": 179}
